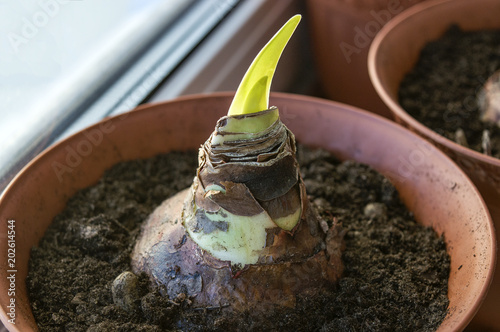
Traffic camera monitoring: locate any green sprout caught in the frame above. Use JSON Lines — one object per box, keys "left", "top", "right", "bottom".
{"left": 227, "top": 15, "right": 301, "bottom": 117}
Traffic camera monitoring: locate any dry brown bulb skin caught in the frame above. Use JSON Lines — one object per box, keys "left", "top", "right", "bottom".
{"left": 130, "top": 108, "right": 345, "bottom": 314}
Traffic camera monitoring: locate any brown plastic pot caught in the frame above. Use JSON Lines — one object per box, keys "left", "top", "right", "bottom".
{"left": 306, "top": 0, "right": 429, "bottom": 118}
{"left": 368, "top": 0, "right": 500, "bottom": 329}
{"left": 0, "top": 92, "right": 495, "bottom": 331}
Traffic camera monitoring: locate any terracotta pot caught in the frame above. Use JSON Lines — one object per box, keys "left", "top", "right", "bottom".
{"left": 306, "top": 0, "right": 429, "bottom": 118}
{"left": 368, "top": 0, "right": 500, "bottom": 329}
{"left": 0, "top": 92, "right": 495, "bottom": 331}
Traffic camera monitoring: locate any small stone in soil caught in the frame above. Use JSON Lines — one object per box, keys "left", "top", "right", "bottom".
{"left": 112, "top": 271, "right": 140, "bottom": 313}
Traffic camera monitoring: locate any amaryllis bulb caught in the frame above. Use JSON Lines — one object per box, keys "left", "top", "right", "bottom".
{"left": 130, "top": 14, "right": 344, "bottom": 315}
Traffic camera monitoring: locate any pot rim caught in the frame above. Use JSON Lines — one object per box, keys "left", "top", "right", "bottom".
{"left": 368, "top": 0, "right": 500, "bottom": 167}
{"left": 0, "top": 92, "right": 496, "bottom": 332}
{"left": 3, "top": 91, "right": 493, "bottom": 206}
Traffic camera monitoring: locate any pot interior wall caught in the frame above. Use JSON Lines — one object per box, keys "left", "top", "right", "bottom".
{"left": 0, "top": 93, "right": 495, "bottom": 332}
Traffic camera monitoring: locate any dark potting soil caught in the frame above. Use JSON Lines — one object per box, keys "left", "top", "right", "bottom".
{"left": 27, "top": 146, "right": 450, "bottom": 332}
{"left": 399, "top": 25, "right": 500, "bottom": 158}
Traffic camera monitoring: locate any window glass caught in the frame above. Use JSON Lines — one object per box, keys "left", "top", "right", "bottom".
{"left": 0, "top": 0, "right": 193, "bottom": 189}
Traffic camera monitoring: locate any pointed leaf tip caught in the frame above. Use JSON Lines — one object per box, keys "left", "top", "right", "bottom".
{"left": 228, "top": 15, "right": 301, "bottom": 116}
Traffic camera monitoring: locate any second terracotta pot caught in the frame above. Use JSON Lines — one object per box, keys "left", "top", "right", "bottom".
{"left": 306, "top": 0, "right": 429, "bottom": 118}
{"left": 368, "top": 0, "right": 500, "bottom": 329}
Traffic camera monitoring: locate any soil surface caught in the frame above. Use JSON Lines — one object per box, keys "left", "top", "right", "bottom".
{"left": 27, "top": 146, "right": 450, "bottom": 331}
{"left": 399, "top": 25, "right": 500, "bottom": 158}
